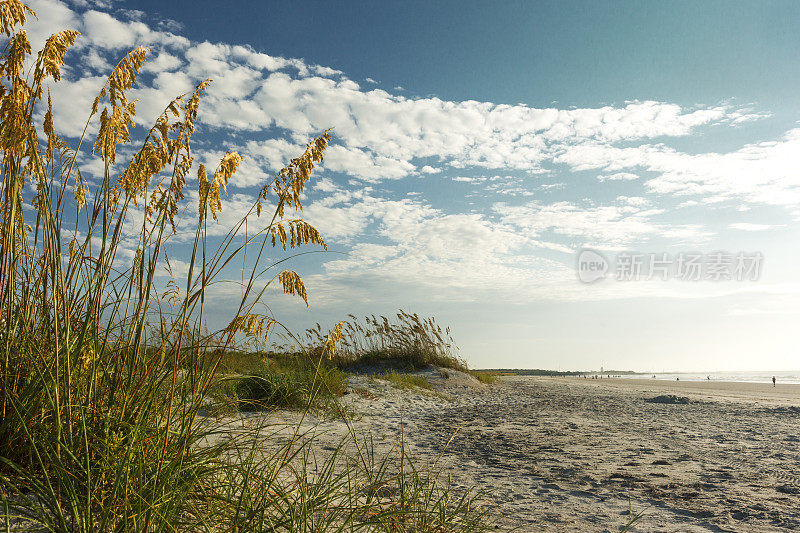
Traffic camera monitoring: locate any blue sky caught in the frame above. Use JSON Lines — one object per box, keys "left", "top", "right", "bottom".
{"left": 129, "top": 0, "right": 800, "bottom": 110}
{"left": 28, "top": 0, "right": 800, "bottom": 371}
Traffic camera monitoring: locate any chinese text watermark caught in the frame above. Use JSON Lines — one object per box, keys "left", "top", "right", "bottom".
{"left": 577, "top": 249, "right": 763, "bottom": 283}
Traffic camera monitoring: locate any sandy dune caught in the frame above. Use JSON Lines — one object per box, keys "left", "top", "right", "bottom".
{"left": 213, "top": 373, "right": 800, "bottom": 531}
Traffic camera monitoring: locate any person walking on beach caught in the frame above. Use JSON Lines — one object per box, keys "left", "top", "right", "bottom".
{"left": 773, "top": 376, "right": 776, "bottom": 387}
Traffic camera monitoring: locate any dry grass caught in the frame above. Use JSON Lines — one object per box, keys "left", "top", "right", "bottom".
{"left": 351, "top": 386, "right": 380, "bottom": 400}
{"left": 303, "top": 311, "right": 470, "bottom": 372}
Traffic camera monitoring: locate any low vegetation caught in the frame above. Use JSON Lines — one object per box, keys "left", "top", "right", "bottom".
{"left": 470, "top": 370, "right": 500, "bottom": 385}
{"left": 304, "top": 311, "right": 469, "bottom": 372}
{"left": 207, "top": 351, "right": 349, "bottom": 412}
{"left": 197, "top": 424, "right": 494, "bottom": 532}
{"left": 201, "top": 312, "right": 496, "bottom": 411}
{"left": 375, "top": 369, "right": 432, "bottom": 390}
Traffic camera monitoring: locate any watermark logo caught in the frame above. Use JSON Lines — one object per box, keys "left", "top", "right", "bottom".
{"left": 576, "top": 249, "right": 763, "bottom": 283}
{"left": 577, "top": 249, "right": 608, "bottom": 283}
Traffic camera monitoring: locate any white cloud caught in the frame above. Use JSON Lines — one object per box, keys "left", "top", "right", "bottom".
{"left": 495, "top": 200, "right": 711, "bottom": 248}
{"left": 322, "top": 145, "right": 416, "bottom": 182}
{"left": 47, "top": 74, "right": 106, "bottom": 137}
{"left": 419, "top": 165, "right": 441, "bottom": 174}
{"left": 26, "top": 0, "right": 81, "bottom": 50}
{"left": 41, "top": 1, "right": 769, "bottom": 192}
{"left": 557, "top": 129, "right": 800, "bottom": 208}
{"left": 83, "top": 48, "right": 111, "bottom": 72}
{"left": 312, "top": 65, "right": 343, "bottom": 77}
{"left": 597, "top": 172, "right": 639, "bottom": 181}
{"left": 82, "top": 10, "right": 150, "bottom": 49}
{"left": 616, "top": 196, "right": 650, "bottom": 208}
{"left": 244, "top": 138, "right": 304, "bottom": 174}
{"left": 539, "top": 182, "right": 564, "bottom": 190}
{"left": 303, "top": 202, "right": 372, "bottom": 241}
{"left": 729, "top": 223, "right": 785, "bottom": 232}
{"left": 314, "top": 177, "right": 339, "bottom": 193}
{"left": 142, "top": 51, "right": 182, "bottom": 73}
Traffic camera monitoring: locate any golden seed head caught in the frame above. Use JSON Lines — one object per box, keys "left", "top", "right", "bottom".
{"left": 34, "top": 29, "right": 80, "bottom": 88}
{"left": 43, "top": 92, "right": 55, "bottom": 158}
{"left": 74, "top": 177, "right": 87, "bottom": 211}
{"left": 105, "top": 46, "right": 148, "bottom": 108}
{"left": 1, "top": 28, "right": 30, "bottom": 79}
{"left": 323, "top": 321, "right": 346, "bottom": 359}
{"left": 93, "top": 102, "right": 135, "bottom": 166}
{"left": 0, "top": 0, "right": 35, "bottom": 37}
{"left": 198, "top": 150, "right": 241, "bottom": 223}
{"left": 224, "top": 313, "right": 275, "bottom": 342}
{"left": 258, "top": 130, "right": 332, "bottom": 218}
{"left": 269, "top": 219, "right": 326, "bottom": 251}
{"left": 214, "top": 151, "right": 241, "bottom": 190}
{"left": 278, "top": 269, "right": 308, "bottom": 306}
{"left": 132, "top": 248, "right": 142, "bottom": 273}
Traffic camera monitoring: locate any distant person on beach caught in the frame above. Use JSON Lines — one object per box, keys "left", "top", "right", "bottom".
{"left": 773, "top": 376, "right": 776, "bottom": 387}
{"left": 707, "top": 376, "right": 710, "bottom": 381}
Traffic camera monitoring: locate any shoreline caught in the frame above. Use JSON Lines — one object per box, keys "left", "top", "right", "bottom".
{"left": 564, "top": 376, "right": 800, "bottom": 406}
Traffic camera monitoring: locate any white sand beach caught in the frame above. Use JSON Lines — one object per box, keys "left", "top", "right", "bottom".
{"left": 211, "top": 372, "right": 800, "bottom": 532}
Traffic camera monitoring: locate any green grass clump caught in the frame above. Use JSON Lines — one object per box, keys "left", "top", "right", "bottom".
{"left": 235, "top": 368, "right": 309, "bottom": 409}
{"left": 203, "top": 349, "right": 272, "bottom": 374}
{"left": 376, "top": 370, "right": 432, "bottom": 390}
{"left": 201, "top": 351, "right": 349, "bottom": 411}
{"left": 470, "top": 370, "right": 500, "bottom": 385}
{"left": 230, "top": 354, "right": 348, "bottom": 410}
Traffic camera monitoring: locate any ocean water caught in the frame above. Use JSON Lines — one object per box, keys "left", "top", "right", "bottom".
{"left": 615, "top": 371, "right": 800, "bottom": 384}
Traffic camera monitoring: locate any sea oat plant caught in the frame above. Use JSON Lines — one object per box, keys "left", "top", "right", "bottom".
{"left": 0, "top": 1, "right": 331, "bottom": 528}
{"left": 303, "top": 311, "right": 468, "bottom": 372}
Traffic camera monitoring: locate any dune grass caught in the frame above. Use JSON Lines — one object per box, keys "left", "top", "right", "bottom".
{"left": 375, "top": 370, "right": 432, "bottom": 390}
{"left": 304, "top": 312, "right": 470, "bottom": 372}
{"left": 206, "top": 352, "right": 349, "bottom": 412}
{"left": 193, "top": 421, "right": 494, "bottom": 532}
{"left": 0, "top": 4, "right": 494, "bottom": 531}
{"left": 202, "top": 316, "right": 496, "bottom": 413}
{"left": 469, "top": 371, "right": 500, "bottom": 385}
